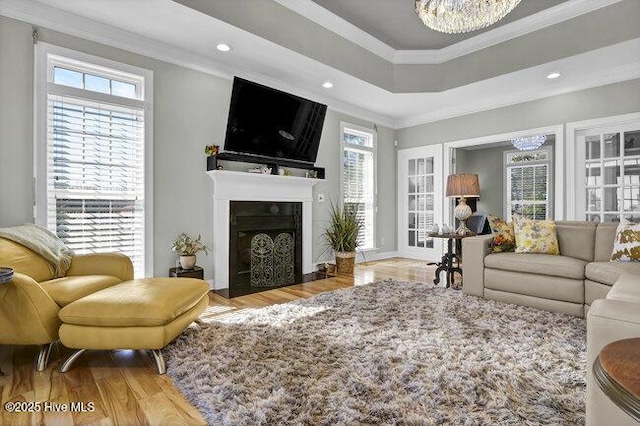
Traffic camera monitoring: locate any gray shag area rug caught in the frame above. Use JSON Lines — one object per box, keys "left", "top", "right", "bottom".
{"left": 164, "top": 280, "right": 586, "bottom": 425}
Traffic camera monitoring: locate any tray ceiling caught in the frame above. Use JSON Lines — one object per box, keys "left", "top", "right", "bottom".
{"left": 2, "top": 0, "right": 637, "bottom": 128}
{"left": 308, "top": 0, "right": 570, "bottom": 50}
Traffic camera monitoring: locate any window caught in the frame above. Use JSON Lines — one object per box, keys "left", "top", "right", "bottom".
{"left": 36, "top": 44, "right": 152, "bottom": 277}
{"left": 582, "top": 126, "right": 640, "bottom": 222}
{"left": 341, "top": 124, "right": 376, "bottom": 250}
{"left": 504, "top": 147, "right": 553, "bottom": 221}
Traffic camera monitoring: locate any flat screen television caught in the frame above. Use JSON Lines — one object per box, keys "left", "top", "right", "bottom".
{"left": 223, "top": 77, "right": 327, "bottom": 164}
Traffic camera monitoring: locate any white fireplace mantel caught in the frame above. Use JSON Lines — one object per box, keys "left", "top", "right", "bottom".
{"left": 207, "top": 170, "right": 321, "bottom": 291}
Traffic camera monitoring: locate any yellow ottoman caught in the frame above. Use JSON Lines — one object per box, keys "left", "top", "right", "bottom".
{"left": 58, "top": 278, "right": 209, "bottom": 374}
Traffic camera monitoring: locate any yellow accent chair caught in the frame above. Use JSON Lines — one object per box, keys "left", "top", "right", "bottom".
{"left": 0, "top": 237, "right": 133, "bottom": 370}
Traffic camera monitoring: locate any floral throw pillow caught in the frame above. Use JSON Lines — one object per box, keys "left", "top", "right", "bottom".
{"left": 487, "top": 215, "right": 515, "bottom": 253}
{"left": 514, "top": 217, "right": 560, "bottom": 255}
{"left": 611, "top": 219, "right": 640, "bottom": 262}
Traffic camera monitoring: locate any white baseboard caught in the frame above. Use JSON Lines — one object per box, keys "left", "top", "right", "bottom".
{"left": 205, "top": 279, "right": 215, "bottom": 290}
{"left": 356, "top": 251, "right": 399, "bottom": 263}
{"left": 316, "top": 250, "right": 400, "bottom": 267}
{"left": 395, "top": 252, "right": 441, "bottom": 263}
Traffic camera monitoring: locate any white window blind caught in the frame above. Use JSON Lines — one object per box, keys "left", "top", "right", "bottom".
{"left": 504, "top": 148, "right": 552, "bottom": 221}
{"left": 38, "top": 46, "right": 150, "bottom": 277}
{"left": 342, "top": 126, "right": 375, "bottom": 250}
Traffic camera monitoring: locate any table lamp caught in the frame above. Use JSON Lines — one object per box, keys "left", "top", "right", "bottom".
{"left": 446, "top": 174, "right": 480, "bottom": 235}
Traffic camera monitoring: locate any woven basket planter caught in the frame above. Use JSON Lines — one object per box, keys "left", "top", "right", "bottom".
{"left": 335, "top": 251, "right": 356, "bottom": 275}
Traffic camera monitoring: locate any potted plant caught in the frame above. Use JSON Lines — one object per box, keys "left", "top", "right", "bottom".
{"left": 171, "top": 233, "right": 209, "bottom": 270}
{"left": 323, "top": 203, "right": 362, "bottom": 275}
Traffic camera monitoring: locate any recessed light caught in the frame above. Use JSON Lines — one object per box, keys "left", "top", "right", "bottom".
{"left": 322, "top": 81, "right": 333, "bottom": 89}
{"left": 547, "top": 72, "right": 561, "bottom": 79}
{"left": 216, "top": 43, "right": 232, "bottom": 52}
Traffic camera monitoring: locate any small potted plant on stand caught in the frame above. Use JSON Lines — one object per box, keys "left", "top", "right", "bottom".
{"left": 323, "top": 203, "right": 362, "bottom": 275}
{"left": 171, "top": 233, "right": 209, "bottom": 270}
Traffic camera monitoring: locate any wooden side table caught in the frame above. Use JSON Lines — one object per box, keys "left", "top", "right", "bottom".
{"left": 593, "top": 338, "right": 640, "bottom": 422}
{"left": 169, "top": 266, "right": 204, "bottom": 280}
{"left": 427, "top": 233, "right": 470, "bottom": 289}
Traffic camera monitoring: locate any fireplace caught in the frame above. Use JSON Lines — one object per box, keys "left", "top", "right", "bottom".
{"left": 229, "top": 201, "right": 302, "bottom": 297}
{"left": 207, "top": 170, "right": 320, "bottom": 297}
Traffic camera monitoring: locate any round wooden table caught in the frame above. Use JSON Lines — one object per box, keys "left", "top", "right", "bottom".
{"left": 593, "top": 338, "right": 640, "bottom": 422}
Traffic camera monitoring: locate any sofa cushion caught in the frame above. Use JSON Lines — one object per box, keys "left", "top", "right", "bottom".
{"left": 585, "top": 280, "right": 612, "bottom": 305}
{"left": 59, "top": 278, "right": 209, "bottom": 327}
{"left": 487, "top": 215, "right": 515, "bottom": 253}
{"left": 555, "top": 221, "right": 597, "bottom": 262}
{"left": 484, "top": 269, "right": 584, "bottom": 304}
{"left": 0, "top": 238, "right": 55, "bottom": 282}
{"left": 585, "top": 261, "right": 640, "bottom": 285}
{"left": 41, "top": 275, "right": 121, "bottom": 307}
{"left": 606, "top": 274, "right": 640, "bottom": 303}
{"left": 514, "top": 217, "right": 560, "bottom": 255}
{"left": 485, "top": 253, "right": 586, "bottom": 280}
{"left": 610, "top": 219, "right": 640, "bottom": 262}
{"left": 594, "top": 222, "right": 618, "bottom": 262}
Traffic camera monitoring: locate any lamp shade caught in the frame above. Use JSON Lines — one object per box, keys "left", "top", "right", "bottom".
{"left": 446, "top": 174, "right": 480, "bottom": 198}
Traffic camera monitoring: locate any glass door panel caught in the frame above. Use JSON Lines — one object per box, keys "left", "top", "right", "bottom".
{"left": 576, "top": 121, "right": 640, "bottom": 222}
{"left": 398, "top": 146, "right": 442, "bottom": 260}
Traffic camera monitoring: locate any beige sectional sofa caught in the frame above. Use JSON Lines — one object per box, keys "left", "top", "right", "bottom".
{"left": 463, "top": 220, "right": 640, "bottom": 425}
{"left": 587, "top": 274, "right": 640, "bottom": 426}
{"left": 462, "top": 220, "right": 640, "bottom": 317}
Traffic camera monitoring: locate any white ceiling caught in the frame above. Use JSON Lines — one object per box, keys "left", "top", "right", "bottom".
{"left": 308, "top": 0, "right": 569, "bottom": 50}
{"left": 1, "top": 0, "right": 638, "bottom": 129}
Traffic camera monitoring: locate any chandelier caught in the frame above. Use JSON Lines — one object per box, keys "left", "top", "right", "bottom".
{"left": 511, "top": 135, "right": 547, "bottom": 151}
{"left": 415, "top": 0, "right": 522, "bottom": 34}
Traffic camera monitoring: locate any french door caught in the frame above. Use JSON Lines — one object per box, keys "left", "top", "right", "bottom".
{"left": 398, "top": 145, "right": 443, "bottom": 260}
{"left": 575, "top": 121, "right": 640, "bottom": 222}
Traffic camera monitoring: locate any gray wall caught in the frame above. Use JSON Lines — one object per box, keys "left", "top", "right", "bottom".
{"left": 0, "top": 17, "right": 34, "bottom": 225}
{"left": 397, "top": 79, "right": 640, "bottom": 149}
{"left": 0, "top": 15, "right": 397, "bottom": 279}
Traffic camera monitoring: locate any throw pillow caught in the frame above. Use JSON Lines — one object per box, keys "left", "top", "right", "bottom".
{"left": 487, "top": 215, "right": 515, "bottom": 253}
{"left": 611, "top": 219, "right": 640, "bottom": 262}
{"left": 514, "top": 217, "right": 560, "bottom": 255}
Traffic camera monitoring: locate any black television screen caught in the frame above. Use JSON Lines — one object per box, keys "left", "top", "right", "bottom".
{"left": 223, "top": 77, "right": 327, "bottom": 164}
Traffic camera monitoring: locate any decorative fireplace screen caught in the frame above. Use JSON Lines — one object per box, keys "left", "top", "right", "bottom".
{"left": 250, "top": 233, "right": 295, "bottom": 287}
{"left": 229, "top": 201, "right": 302, "bottom": 296}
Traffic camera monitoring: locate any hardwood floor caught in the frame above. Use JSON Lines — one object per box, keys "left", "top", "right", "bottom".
{"left": 0, "top": 258, "right": 441, "bottom": 425}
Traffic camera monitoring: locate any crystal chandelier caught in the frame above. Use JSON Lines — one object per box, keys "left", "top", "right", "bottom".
{"left": 415, "top": 0, "right": 522, "bottom": 34}
{"left": 511, "top": 135, "right": 547, "bottom": 151}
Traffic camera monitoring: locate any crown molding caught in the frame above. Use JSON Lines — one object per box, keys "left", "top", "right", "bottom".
{"left": 274, "top": 0, "right": 625, "bottom": 65}
{"left": 424, "top": 0, "right": 625, "bottom": 64}
{"left": 397, "top": 60, "right": 640, "bottom": 128}
{"left": 2, "top": 0, "right": 636, "bottom": 131}
{"left": 0, "top": 0, "right": 233, "bottom": 79}
{"left": 271, "top": 0, "right": 397, "bottom": 62}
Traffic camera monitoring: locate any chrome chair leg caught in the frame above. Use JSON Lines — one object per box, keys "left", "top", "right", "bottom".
{"left": 60, "top": 349, "right": 87, "bottom": 373}
{"left": 35, "top": 343, "right": 53, "bottom": 372}
{"left": 150, "top": 349, "right": 166, "bottom": 374}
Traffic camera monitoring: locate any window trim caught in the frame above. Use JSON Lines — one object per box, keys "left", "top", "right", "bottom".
{"left": 503, "top": 145, "right": 554, "bottom": 221}
{"left": 48, "top": 54, "right": 145, "bottom": 99}
{"left": 339, "top": 122, "right": 377, "bottom": 251}
{"left": 34, "top": 42, "right": 154, "bottom": 277}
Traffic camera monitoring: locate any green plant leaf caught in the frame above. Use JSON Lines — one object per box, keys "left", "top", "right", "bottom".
{"left": 322, "top": 202, "right": 363, "bottom": 253}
